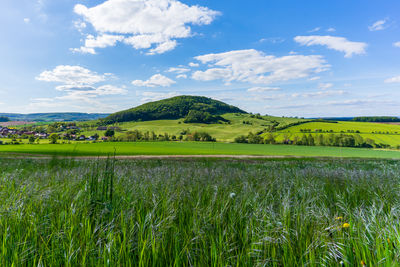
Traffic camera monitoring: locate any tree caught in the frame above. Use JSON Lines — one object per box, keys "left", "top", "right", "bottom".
{"left": 264, "top": 133, "right": 276, "bottom": 144}
{"left": 49, "top": 133, "right": 59, "bottom": 144}
{"left": 93, "top": 133, "right": 100, "bottom": 140}
{"left": 105, "top": 129, "right": 115, "bottom": 137}
{"left": 28, "top": 135, "right": 35, "bottom": 144}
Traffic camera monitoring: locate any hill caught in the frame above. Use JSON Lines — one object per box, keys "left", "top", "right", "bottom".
{"left": 0, "top": 113, "right": 109, "bottom": 122}
{"left": 103, "top": 96, "right": 246, "bottom": 124}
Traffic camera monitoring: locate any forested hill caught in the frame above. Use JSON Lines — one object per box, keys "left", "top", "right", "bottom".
{"left": 352, "top": 116, "right": 400, "bottom": 122}
{"left": 104, "top": 95, "right": 247, "bottom": 123}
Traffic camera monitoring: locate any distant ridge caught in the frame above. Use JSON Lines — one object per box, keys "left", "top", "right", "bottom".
{"left": 0, "top": 113, "right": 110, "bottom": 122}
{"left": 104, "top": 95, "right": 247, "bottom": 123}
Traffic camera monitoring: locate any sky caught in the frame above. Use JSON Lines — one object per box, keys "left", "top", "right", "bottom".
{"left": 0, "top": 0, "right": 400, "bottom": 117}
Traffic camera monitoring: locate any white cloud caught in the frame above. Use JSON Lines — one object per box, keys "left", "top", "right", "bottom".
{"left": 132, "top": 74, "right": 176, "bottom": 87}
{"left": 167, "top": 67, "right": 190, "bottom": 74}
{"left": 385, "top": 76, "right": 400, "bottom": 83}
{"left": 309, "top": 76, "right": 320, "bottom": 81}
{"left": 393, "top": 42, "right": 400, "bottom": 48}
{"left": 189, "top": 62, "right": 199, "bottom": 67}
{"left": 368, "top": 19, "right": 387, "bottom": 31}
{"left": 292, "top": 90, "right": 345, "bottom": 98}
{"left": 36, "top": 65, "right": 106, "bottom": 85}
{"left": 294, "top": 35, "right": 367, "bottom": 58}
{"left": 73, "top": 0, "right": 220, "bottom": 55}
{"left": 318, "top": 83, "right": 333, "bottom": 90}
{"left": 247, "top": 87, "right": 280, "bottom": 93}
{"left": 327, "top": 99, "right": 396, "bottom": 106}
{"left": 74, "top": 20, "right": 87, "bottom": 33}
{"left": 308, "top": 27, "right": 321, "bottom": 33}
{"left": 71, "top": 34, "right": 124, "bottom": 54}
{"left": 140, "top": 91, "right": 180, "bottom": 102}
{"left": 327, "top": 28, "right": 336, "bottom": 32}
{"left": 176, "top": 74, "right": 187, "bottom": 79}
{"left": 23, "top": 18, "right": 30, "bottom": 23}
{"left": 36, "top": 65, "right": 127, "bottom": 104}
{"left": 192, "top": 49, "right": 329, "bottom": 84}
{"left": 259, "top": 37, "right": 285, "bottom": 44}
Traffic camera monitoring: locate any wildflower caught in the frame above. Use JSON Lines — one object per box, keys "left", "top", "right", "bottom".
{"left": 335, "top": 216, "right": 343, "bottom": 220}
{"left": 342, "top": 223, "right": 350, "bottom": 228}
{"left": 361, "top": 260, "right": 366, "bottom": 266}
{"left": 229, "top": 192, "right": 236, "bottom": 198}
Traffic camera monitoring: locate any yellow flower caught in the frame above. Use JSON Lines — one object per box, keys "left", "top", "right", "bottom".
{"left": 342, "top": 223, "right": 350, "bottom": 228}
{"left": 335, "top": 216, "right": 343, "bottom": 220}
{"left": 361, "top": 260, "right": 366, "bottom": 266}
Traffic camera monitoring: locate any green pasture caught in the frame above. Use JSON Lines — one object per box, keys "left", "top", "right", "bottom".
{"left": 1, "top": 141, "right": 400, "bottom": 158}
{"left": 79, "top": 113, "right": 305, "bottom": 141}
{"left": 280, "top": 121, "right": 400, "bottom": 134}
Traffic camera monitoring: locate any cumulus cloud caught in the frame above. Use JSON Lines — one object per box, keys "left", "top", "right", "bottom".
{"left": 132, "top": 74, "right": 176, "bottom": 87}
{"left": 385, "top": 76, "right": 400, "bottom": 83}
{"left": 36, "top": 65, "right": 106, "bottom": 85}
{"left": 140, "top": 91, "right": 180, "bottom": 102}
{"left": 73, "top": 0, "right": 220, "bottom": 55}
{"left": 294, "top": 35, "right": 367, "bottom": 58}
{"left": 189, "top": 62, "right": 199, "bottom": 67}
{"left": 308, "top": 27, "right": 321, "bottom": 33}
{"left": 192, "top": 49, "right": 329, "bottom": 84}
{"left": 71, "top": 34, "right": 124, "bottom": 54}
{"left": 318, "top": 83, "right": 333, "bottom": 90}
{"left": 247, "top": 87, "right": 280, "bottom": 93}
{"left": 292, "top": 90, "right": 345, "bottom": 98}
{"left": 394, "top": 42, "right": 400, "bottom": 48}
{"left": 368, "top": 19, "right": 388, "bottom": 31}
{"left": 167, "top": 67, "right": 190, "bottom": 74}
{"left": 176, "top": 74, "right": 187, "bottom": 79}
{"left": 36, "top": 65, "right": 127, "bottom": 104}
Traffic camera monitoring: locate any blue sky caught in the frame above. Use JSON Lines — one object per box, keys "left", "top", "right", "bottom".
{"left": 1, "top": 0, "right": 400, "bottom": 117}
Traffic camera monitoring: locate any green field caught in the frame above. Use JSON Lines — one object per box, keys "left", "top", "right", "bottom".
{"left": 1, "top": 141, "right": 400, "bottom": 158}
{"left": 79, "top": 113, "right": 305, "bottom": 142}
{"left": 271, "top": 121, "right": 400, "bottom": 147}
{"left": 1, "top": 157, "right": 400, "bottom": 265}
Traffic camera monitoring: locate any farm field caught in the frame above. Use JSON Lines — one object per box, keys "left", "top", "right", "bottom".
{"left": 1, "top": 157, "right": 400, "bottom": 265}
{"left": 1, "top": 141, "right": 400, "bottom": 158}
{"left": 279, "top": 121, "right": 400, "bottom": 134}
{"left": 272, "top": 121, "right": 400, "bottom": 147}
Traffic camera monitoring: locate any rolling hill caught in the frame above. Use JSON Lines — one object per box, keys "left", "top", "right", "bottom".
{"left": 103, "top": 95, "right": 246, "bottom": 123}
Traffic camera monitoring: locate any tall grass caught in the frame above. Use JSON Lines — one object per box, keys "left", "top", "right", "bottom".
{"left": 0, "top": 158, "right": 400, "bottom": 266}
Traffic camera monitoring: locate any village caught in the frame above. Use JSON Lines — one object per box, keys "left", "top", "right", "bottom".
{"left": 0, "top": 123, "right": 112, "bottom": 144}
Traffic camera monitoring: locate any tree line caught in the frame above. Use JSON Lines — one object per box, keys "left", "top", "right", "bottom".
{"left": 235, "top": 132, "right": 391, "bottom": 149}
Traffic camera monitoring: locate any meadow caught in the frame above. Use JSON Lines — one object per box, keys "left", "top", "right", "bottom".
{"left": 1, "top": 157, "right": 400, "bottom": 266}
{"left": 2, "top": 141, "right": 400, "bottom": 158}
{"left": 78, "top": 113, "right": 306, "bottom": 142}
{"left": 271, "top": 121, "right": 400, "bottom": 147}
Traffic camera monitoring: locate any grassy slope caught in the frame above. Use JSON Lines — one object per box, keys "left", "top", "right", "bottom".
{"left": 272, "top": 121, "right": 400, "bottom": 146}
{"left": 1, "top": 141, "right": 400, "bottom": 158}
{"left": 80, "top": 113, "right": 305, "bottom": 142}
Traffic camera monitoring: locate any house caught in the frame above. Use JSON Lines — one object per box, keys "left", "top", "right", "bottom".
{"left": 97, "top": 126, "right": 107, "bottom": 131}
{"left": 78, "top": 135, "right": 86, "bottom": 141}
{"left": 87, "top": 136, "right": 96, "bottom": 141}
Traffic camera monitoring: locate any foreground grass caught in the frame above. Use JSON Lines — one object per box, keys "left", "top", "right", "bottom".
{"left": 1, "top": 158, "right": 400, "bottom": 266}
{"left": 1, "top": 141, "right": 400, "bottom": 158}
